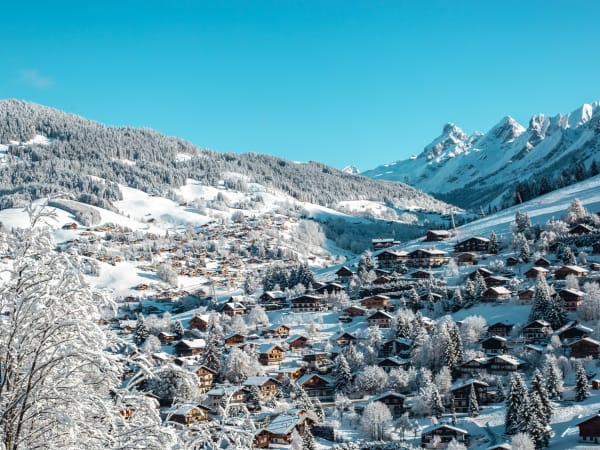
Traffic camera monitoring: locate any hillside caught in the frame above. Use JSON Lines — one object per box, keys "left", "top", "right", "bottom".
{"left": 363, "top": 101, "right": 600, "bottom": 211}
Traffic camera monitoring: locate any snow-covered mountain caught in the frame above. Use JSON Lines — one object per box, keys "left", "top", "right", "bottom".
{"left": 362, "top": 101, "right": 600, "bottom": 210}
{"left": 342, "top": 165, "right": 360, "bottom": 175}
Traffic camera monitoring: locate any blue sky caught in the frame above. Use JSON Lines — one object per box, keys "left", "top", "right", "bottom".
{"left": 2, "top": 1, "right": 600, "bottom": 170}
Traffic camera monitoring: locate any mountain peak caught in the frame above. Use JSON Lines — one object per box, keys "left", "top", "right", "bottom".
{"left": 342, "top": 165, "right": 360, "bottom": 175}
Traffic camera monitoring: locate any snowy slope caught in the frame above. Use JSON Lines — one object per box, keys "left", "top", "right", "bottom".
{"left": 363, "top": 101, "right": 600, "bottom": 209}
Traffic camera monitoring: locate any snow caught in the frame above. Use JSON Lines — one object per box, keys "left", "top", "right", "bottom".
{"left": 8, "top": 134, "right": 53, "bottom": 146}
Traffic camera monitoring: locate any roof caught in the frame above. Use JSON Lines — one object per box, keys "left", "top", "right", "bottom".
{"left": 482, "top": 335, "right": 507, "bottom": 343}
{"left": 485, "top": 286, "right": 511, "bottom": 295}
{"left": 567, "top": 337, "right": 600, "bottom": 347}
{"left": 378, "top": 356, "right": 410, "bottom": 366}
{"left": 176, "top": 339, "right": 206, "bottom": 349}
{"left": 559, "top": 288, "right": 586, "bottom": 297}
{"left": 457, "top": 236, "right": 490, "bottom": 244}
{"left": 526, "top": 266, "right": 549, "bottom": 273}
{"left": 371, "top": 391, "right": 406, "bottom": 402}
{"left": 265, "top": 414, "right": 304, "bottom": 435}
{"left": 243, "top": 376, "right": 278, "bottom": 386}
{"left": 169, "top": 403, "right": 209, "bottom": 416}
{"left": 577, "top": 413, "right": 600, "bottom": 426}
{"left": 421, "top": 423, "right": 468, "bottom": 435}
{"left": 296, "top": 372, "right": 333, "bottom": 387}
{"left": 368, "top": 310, "right": 393, "bottom": 320}
{"left": 263, "top": 290, "right": 286, "bottom": 299}
{"left": 558, "top": 265, "right": 589, "bottom": 272}
{"left": 492, "top": 354, "right": 525, "bottom": 366}
{"left": 450, "top": 378, "right": 489, "bottom": 391}
{"left": 257, "top": 343, "right": 284, "bottom": 353}
{"left": 287, "top": 334, "right": 308, "bottom": 343}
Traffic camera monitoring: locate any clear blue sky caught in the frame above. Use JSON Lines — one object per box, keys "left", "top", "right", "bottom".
{"left": 2, "top": 1, "right": 600, "bottom": 170}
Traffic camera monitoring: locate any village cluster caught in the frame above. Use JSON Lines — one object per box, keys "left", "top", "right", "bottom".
{"left": 92, "top": 199, "right": 600, "bottom": 449}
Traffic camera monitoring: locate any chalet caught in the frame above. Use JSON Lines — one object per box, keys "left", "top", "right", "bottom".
{"left": 577, "top": 413, "right": 600, "bottom": 444}
{"left": 255, "top": 413, "right": 310, "bottom": 448}
{"left": 533, "top": 257, "right": 551, "bottom": 268}
{"left": 518, "top": 287, "right": 535, "bottom": 304}
{"left": 258, "top": 344, "right": 285, "bottom": 365}
{"left": 333, "top": 332, "right": 358, "bottom": 347}
{"left": 556, "top": 321, "right": 593, "bottom": 343}
{"left": 243, "top": 376, "right": 280, "bottom": 398}
{"left": 449, "top": 379, "right": 489, "bottom": 412}
{"left": 524, "top": 266, "right": 549, "bottom": 279}
{"left": 406, "top": 248, "right": 448, "bottom": 267}
{"left": 457, "top": 252, "right": 478, "bottom": 265}
{"left": 158, "top": 331, "right": 178, "bottom": 344}
{"left": 205, "top": 386, "right": 246, "bottom": 408}
{"left": 370, "top": 391, "right": 405, "bottom": 417}
{"left": 421, "top": 423, "right": 469, "bottom": 449}
{"left": 262, "top": 324, "right": 290, "bottom": 338}
{"left": 379, "top": 338, "right": 413, "bottom": 358}
{"left": 485, "top": 275, "right": 511, "bottom": 287}
{"left": 223, "top": 333, "right": 245, "bottom": 347}
{"left": 506, "top": 256, "right": 519, "bottom": 266}
{"left": 481, "top": 336, "right": 508, "bottom": 355}
{"left": 135, "top": 283, "right": 149, "bottom": 291}
{"left": 174, "top": 339, "right": 205, "bottom": 356}
{"left": 482, "top": 286, "right": 511, "bottom": 302}
{"left": 375, "top": 268, "right": 392, "bottom": 277}
{"left": 189, "top": 314, "right": 210, "bottom": 331}
{"left": 335, "top": 266, "right": 354, "bottom": 282}
{"left": 259, "top": 290, "right": 287, "bottom": 304}
{"left": 221, "top": 302, "right": 246, "bottom": 317}
{"left": 343, "top": 305, "right": 367, "bottom": 316}
{"left": 488, "top": 354, "right": 526, "bottom": 374}
{"left": 151, "top": 352, "right": 172, "bottom": 366}
{"left": 487, "top": 322, "right": 513, "bottom": 337}
{"left": 459, "top": 357, "right": 490, "bottom": 376}
{"left": 372, "top": 238, "right": 399, "bottom": 250}
{"left": 285, "top": 334, "right": 308, "bottom": 351}
{"left": 367, "top": 310, "right": 394, "bottom": 328}
{"left": 191, "top": 365, "right": 217, "bottom": 392}
{"left": 167, "top": 404, "right": 210, "bottom": 425}
{"left": 411, "top": 270, "right": 435, "bottom": 279}
{"left": 376, "top": 250, "right": 408, "bottom": 270}
{"left": 454, "top": 236, "right": 490, "bottom": 253}
{"left": 378, "top": 356, "right": 409, "bottom": 372}
{"left": 570, "top": 223, "right": 595, "bottom": 235}
{"left": 523, "top": 320, "right": 552, "bottom": 343}
{"left": 425, "top": 229, "right": 452, "bottom": 242}
{"left": 290, "top": 294, "right": 327, "bottom": 312}
{"left": 276, "top": 366, "right": 304, "bottom": 382}
{"left": 62, "top": 222, "right": 78, "bottom": 230}
{"left": 316, "top": 282, "right": 345, "bottom": 296}
{"left": 373, "top": 275, "right": 394, "bottom": 285}
{"left": 419, "top": 292, "right": 443, "bottom": 304}
{"left": 568, "top": 337, "right": 600, "bottom": 359}
{"left": 302, "top": 352, "right": 330, "bottom": 371}
{"left": 468, "top": 267, "right": 493, "bottom": 280}
{"left": 296, "top": 373, "right": 334, "bottom": 401}
{"left": 554, "top": 265, "right": 589, "bottom": 280}
{"left": 558, "top": 288, "right": 586, "bottom": 312}
{"left": 360, "top": 294, "right": 391, "bottom": 309}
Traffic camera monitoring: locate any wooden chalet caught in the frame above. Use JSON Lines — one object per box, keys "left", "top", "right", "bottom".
{"left": 376, "top": 250, "right": 408, "bottom": 270}
{"left": 421, "top": 423, "right": 469, "bottom": 449}
{"left": 276, "top": 366, "right": 304, "bottom": 382}
{"left": 570, "top": 223, "right": 595, "bottom": 235}
{"left": 257, "top": 344, "right": 285, "bottom": 365}
{"left": 316, "top": 282, "right": 345, "bottom": 295}
{"left": 262, "top": 324, "right": 290, "bottom": 338}
{"left": 191, "top": 365, "right": 217, "bottom": 392}
{"left": 302, "top": 352, "right": 330, "bottom": 370}
{"left": 372, "top": 238, "right": 399, "bottom": 250}
{"left": 259, "top": 290, "right": 287, "bottom": 304}
{"left": 158, "top": 331, "right": 177, "bottom": 344}
{"left": 518, "top": 287, "right": 535, "bottom": 304}
{"left": 523, "top": 320, "right": 552, "bottom": 343}
{"left": 370, "top": 391, "right": 405, "bottom": 417}
{"left": 189, "top": 314, "right": 210, "bottom": 331}
{"left": 373, "top": 275, "right": 394, "bottom": 285}
{"left": 378, "top": 356, "right": 409, "bottom": 372}
{"left": 488, "top": 354, "right": 526, "bottom": 374}
{"left": 296, "top": 373, "right": 334, "bottom": 401}
{"left": 481, "top": 336, "right": 508, "bottom": 355}
{"left": 554, "top": 265, "right": 589, "bottom": 280}
{"left": 454, "top": 236, "right": 490, "bottom": 253}
{"left": 334, "top": 332, "right": 358, "bottom": 347}
{"left": 459, "top": 358, "right": 490, "bottom": 376}
{"left": 205, "top": 386, "right": 246, "bottom": 408}
{"left": 360, "top": 294, "right": 391, "bottom": 309}
{"left": 406, "top": 248, "right": 448, "bottom": 267}
{"left": 485, "top": 275, "right": 511, "bottom": 287}
{"left": 487, "top": 322, "right": 513, "bottom": 337}
{"left": 167, "top": 404, "right": 210, "bottom": 425}
{"left": 290, "top": 294, "right": 327, "bottom": 312}
{"left": 335, "top": 266, "right": 354, "bottom": 282}
{"left": 221, "top": 302, "right": 247, "bottom": 317}
{"left": 425, "top": 229, "right": 452, "bottom": 242}
{"left": 379, "top": 338, "right": 412, "bottom": 358}
{"left": 533, "top": 257, "right": 551, "bottom": 268}
{"left": 482, "top": 286, "right": 511, "bottom": 302}
{"left": 577, "top": 413, "right": 600, "bottom": 444}
{"left": 287, "top": 335, "right": 309, "bottom": 351}
{"left": 243, "top": 376, "right": 280, "bottom": 398}
{"left": 558, "top": 288, "right": 586, "bottom": 312}
{"left": 449, "top": 379, "right": 489, "bottom": 412}
{"left": 223, "top": 333, "right": 245, "bottom": 347}
{"left": 506, "top": 256, "right": 519, "bottom": 266}
{"left": 367, "top": 310, "right": 394, "bottom": 328}
{"left": 411, "top": 270, "right": 435, "bottom": 279}
{"left": 568, "top": 337, "right": 600, "bottom": 359}
{"left": 556, "top": 321, "right": 593, "bottom": 343}
{"left": 254, "top": 413, "right": 310, "bottom": 448}
{"left": 524, "top": 266, "right": 549, "bottom": 279}
{"left": 457, "top": 252, "right": 478, "bottom": 265}
{"left": 343, "top": 305, "right": 367, "bottom": 316}
{"left": 174, "top": 339, "right": 205, "bottom": 356}
{"left": 468, "top": 267, "right": 493, "bottom": 279}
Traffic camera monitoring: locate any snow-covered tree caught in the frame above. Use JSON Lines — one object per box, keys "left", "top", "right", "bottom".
{"left": 530, "top": 369, "right": 552, "bottom": 421}
{"left": 488, "top": 231, "right": 499, "bottom": 254}
{"left": 173, "top": 319, "right": 184, "bottom": 339}
{"left": 247, "top": 305, "right": 269, "bottom": 328}
{"left": 302, "top": 425, "right": 317, "bottom": 450}
{"left": 332, "top": 354, "right": 353, "bottom": 393}
{"left": 526, "top": 390, "right": 551, "bottom": 449}
{"left": 446, "top": 438, "right": 467, "bottom": 450}
{"left": 134, "top": 313, "right": 150, "bottom": 345}
{"left": 141, "top": 334, "right": 162, "bottom": 354}
{"left": 506, "top": 373, "right": 529, "bottom": 435}
{"left": 544, "top": 358, "right": 563, "bottom": 400}
{"left": 468, "top": 383, "right": 479, "bottom": 417}
{"left": 290, "top": 428, "right": 303, "bottom": 450}
{"left": 360, "top": 401, "right": 392, "bottom": 441}
{"left": 511, "top": 432, "right": 536, "bottom": 450}
{"left": 202, "top": 329, "right": 222, "bottom": 373}
{"left": 343, "top": 342, "right": 364, "bottom": 372}
{"left": 431, "top": 386, "right": 444, "bottom": 418}
{"left": 354, "top": 366, "right": 388, "bottom": 395}
{"left": 144, "top": 364, "right": 199, "bottom": 406}
{"left": 529, "top": 275, "right": 553, "bottom": 322}
{"left": 565, "top": 198, "right": 587, "bottom": 225}
{"left": 575, "top": 364, "right": 589, "bottom": 402}
{"left": 580, "top": 282, "right": 600, "bottom": 321}
{"left": 156, "top": 263, "right": 178, "bottom": 287}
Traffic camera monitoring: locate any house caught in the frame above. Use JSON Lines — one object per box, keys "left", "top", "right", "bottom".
{"left": 577, "top": 413, "right": 600, "bottom": 444}
{"left": 488, "top": 354, "right": 526, "bottom": 374}
{"left": 454, "top": 236, "right": 490, "bottom": 253}
{"left": 533, "top": 257, "right": 551, "bottom": 268}
{"left": 335, "top": 266, "right": 354, "bottom": 282}
{"left": 62, "top": 222, "right": 78, "bottom": 230}
{"left": 243, "top": 376, "right": 280, "bottom": 398}
{"left": 167, "top": 404, "right": 210, "bottom": 425}
{"left": 421, "top": 423, "right": 469, "bottom": 449}
{"left": 290, "top": 294, "right": 327, "bottom": 312}
{"left": 221, "top": 302, "right": 247, "bottom": 317}
{"left": 367, "top": 310, "right": 394, "bottom": 328}
{"left": 259, "top": 290, "right": 287, "bottom": 304}
{"left": 191, "top": 365, "right": 217, "bottom": 392}
{"left": 487, "top": 322, "right": 513, "bottom": 337}
{"left": 254, "top": 413, "right": 310, "bottom": 448}
{"left": 556, "top": 321, "right": 593, "bottom": 343}
{"left": 411, "top": 270, "right": 435, "bottom": 279}
{"left": 482, "top": 286, "right": 511, "bottom": 302}
{"left": 468, "top": 267, "right": 494, "bottom": 280}
{"left": 485, "top": 275, "right": 512, "bottom": 287}
{"left": 425, "top": 229, "right": 452, "bottom": 242}
{"left": 522, "top": 320, "right": 552, "bottom": 343}
{"left": 189, "top": 314, "right": 210, "bottom": 331}
{"left": 205, "top": 386, "right": 247, "bottom": 409}
{"left": 570, "top": 223, "right": 595, "bottom": 235}
{"left": 174, "top": 339, "right": 205, "bottom": 356}
{"left": 372, "top": 238, "right": 399, "bottom": 250}
{"left": 276, "top": 366, "right": 304, "bottom": 382}
{"left": 158, "top": 331, "right": 178, "bottom": 344}
{"left": 406, "top": 248, "right": 448, "bottom": 267}
{"left": 457, "top": 252, "right": 478, "bottom": 265}
{"left": 373, "top": 275, "right": 394, "bottom": 285}
{"left": 378, "top": 356, "right": 409, "bottom": 372}
{"left": 316, "top": 282, "right": 345, "bottom": 296}
{"left": 370, "top": 391, "right": 405, "bottom": 417}
{"left": 333, "top": 332, "right": 358, "bottom": 347}
{"left": 481, "top": 336, "right": 508, "bottom": 355}
{"left": 568, "top": 337, "right": 600, "bottom": 359}
{"left": 223, "top": 333, "right": 245, "bottom": 347}
{"left": 376, "top": 250, "right": 408, "bottom": 270}
{"left": 296, "top": 373, "right": 334, "bottom": 401}
{"left": 287, "top": 335, "right": 310, "bottom": 351}
{"left": 379, "top": 338, "right": 413, "bottom": 358}
{"left": 343, "top": 305, "right": 367, "bottom": 316}
{"left": 524, "top": 266, "right": 549, "bottom": 279}
{"left": 262, "top": 324, "right": 291, "bottom": 338}
{"left": 361, "top": 294, "right": 391, "bottom": 309}
{"left": 302, "top": 352, "right": 330, "bottom": 371}
{"left": 449, "top": 379, "right": 489, "bottom": 412}
{"left": 518, "top": 287, "right": 535, "bottom": 304}
{"left": 554, "top": 265, "right": 589, "bottom": 280}
{"left": 459, "top": 357, "right": 491, "bottom": 376}
{"left": 558, "top": 288, "right": 586, "bottom": 312}
{"left": 257, "top": 344, "right": 285, "bottom": 365}
{"left": 506, "top": 256, "right": 519, "bottom": 266}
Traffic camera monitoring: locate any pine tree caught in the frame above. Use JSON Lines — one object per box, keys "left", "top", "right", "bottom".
{"left": 561, "top": 246, "right": 576, "bottom": 265}
{"left": 544, "top": 360, "right": 562, "bottom": 400}
{"left": 488, "top": 231, "right": 499, "bottom": 254}
{"left": 545, "top": 296, "right": 567, "bottom": 330}
{"left": 529, "top": 275, "right": 552, "bottom": 322}
{"left": 247, "top": 385, "right": 262, "bottom": 410}
{"left": 468, "top": 384, "right": 479, "bottom": 417}
{"left": 575, "top": 365, "right": 590, "bottom": 402}
{"left": 530, "top": 369, "right": 552, "bottom": 421}
{"left": 495, "top": 378, "right": 506, "bottom": 403}
{"left": 201, "top": 330, "right": 222, "bottom": 373}
{"left": 520, "top": 240, "right": 531, "bottom": 263}
{"left": 134, "top": 314, "right": 149, "bottom": 345}
{"left": 590, "top": 160, "right": 599, "bottom": 177}
{"left": 332, "top": 354, "right": 352, "bottom": 393}
{"left": 431, "top": 386, "right": 444, "bottom": 418}
{"left": 473, "top": 272, "right": 487, "bottom": 299}
{"left": 173, "top": 319, "right": 184, "bottom": 339}
{"left": 506, "top": 373, "right": 529, "bottom": 435}
{"left": 302, "top": 425, "right": 317, "bottom": 450}
{"left": 526, "top": 390, "right": 551, "bottom": 449}
{"left": 451, "top": 288, "right": 464, "bottom": 312}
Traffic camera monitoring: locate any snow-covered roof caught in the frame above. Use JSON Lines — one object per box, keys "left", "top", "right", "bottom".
{"left": 421, "top": 422, "right": 468, "bottom": 435}
{"left": 371, "top": 391, "right": 406, "bottom": 402}
{"left": 257, "top": 343, "right": 284, "bottom": 353}
{"left": 492, "top": 354, "right": 525, "bottom": 366}
{"left": 264, "top": 414, "right": 304, "bottom": 434}
{"left": 243, "top": 376, "right": 278, "bottom": 386}
{"left": 450, "top": 378, "right": 489, "bottom": 391}
{"left": 176, "top": 338, "right": 206, "bottom": 349}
